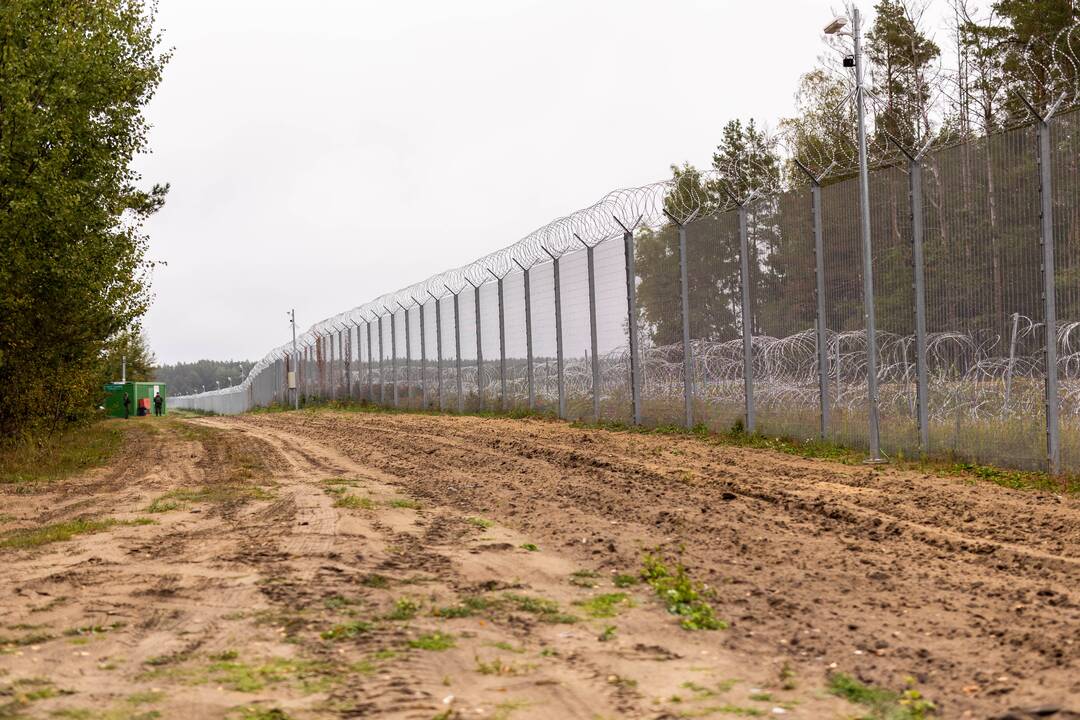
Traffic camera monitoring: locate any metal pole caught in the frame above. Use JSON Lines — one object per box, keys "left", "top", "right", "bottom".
{"left": 388, "top": 308, "right": 399, "bottom": 407}
{"left": 515, "top": 260, "right": 536, "bottom": 411}
{"left": 794, "top": 164, "right": 831, "bottom": 440}
{"left": 854, "top": 7, "right": 883, "bottom": 461}
{"left": 417, "top": 300, "right": 428, "bottom": 409}
{"left": 473, "top": 283, "right": 484, "bottom": 412}
{"left": 290, "top": 309, "right": 299, "bottom": 410}
{"left": 677, "top": 221, "right": 694, "bottom": 428}
{"left": 1037, "top": 115, "right": 1061, "bottom": 474}
{"left": 451, "top": 288, "right": 464, "bottom": 414}
{"left": 1005, "top": 312, "right": 1019, "bottom": 411}
{"left": 429, "top": 291, "right": 445, "bottom": 411}
{"left": 399, "top": 302, "right": 412, "bottom": 408}
{"left": 489, "top": 270, "right": 507, "bottom": 412}
{"left": 366, "top": 320, "right": 374, "bottom": 402}
{"left": 329, "top": 330, "right": 336, "bottom": 401}
{"left": 737, "top": 205, "right": 755, "bottom": 433}
{"left": 343, "top": 326, "right": 351, "bottom": 400}
{"left": 616, "top": 221, "right": 643, "bottom": 425}
{"left": 378, "top": 315, "right": 386, "bottom": 406}
{"left": 910, "top": 156, "right": 930, "bottom": 455}
{"left": 542, "top": 248, "right": 566, "bottom": 419}
{"left": 579, "top": 236, "right": 601, "bottom": 423}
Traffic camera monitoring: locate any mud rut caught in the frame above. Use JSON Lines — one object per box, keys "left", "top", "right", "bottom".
{"left": 0, "top": 412, "right": 1076, "bottom": 720}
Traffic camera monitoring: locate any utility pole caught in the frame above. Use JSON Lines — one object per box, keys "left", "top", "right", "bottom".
{"left": 290, "top": 309, "right": 299, "bottom": 409}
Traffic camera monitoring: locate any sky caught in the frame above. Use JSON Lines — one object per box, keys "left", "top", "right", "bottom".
{"left": 136, "top": 0, "right": 953, "bottom": 365}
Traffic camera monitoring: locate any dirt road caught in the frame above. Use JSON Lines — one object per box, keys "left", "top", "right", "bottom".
{"left": 0, "top": 411, "right": 1077, "bottom": 719}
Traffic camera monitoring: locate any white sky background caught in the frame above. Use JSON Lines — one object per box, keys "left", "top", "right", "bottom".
{"left": 137, "top": 0, "right": 956, "bottom": 364}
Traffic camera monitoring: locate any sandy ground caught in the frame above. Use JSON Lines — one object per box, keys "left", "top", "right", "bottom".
{"left": 0, "top": 411, "right": 1077, "bottom": 720}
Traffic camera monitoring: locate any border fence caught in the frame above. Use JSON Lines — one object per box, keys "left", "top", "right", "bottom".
{"left": 174, "top": 22, "right": 1080, "bottom": 476}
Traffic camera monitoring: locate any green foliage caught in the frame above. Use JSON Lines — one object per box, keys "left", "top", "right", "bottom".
{"left": 0, "top": 517, "right": 152, "bottom": 550}
{"left": 407, "top": 631, "right": 455, "bottom": 651}
{"left": 320, "top": 621, "right": 372, "bottom": 641}
{"left": 640, "top": 555, "right": 726, "bottom": 631}
{"left": 0, "top": 420, "right": 127, "bottom": 485}
{"left": 572, "top": 592, "right": 634, "bottom": 618}
{"left": 0, "top": 0, "right": 169, "bottom": 440}
{"left": 386, "top": 598, "right": 421, "bottom": 621}
{"left": 827, "top": 673, "right": 936, "bottom": 720}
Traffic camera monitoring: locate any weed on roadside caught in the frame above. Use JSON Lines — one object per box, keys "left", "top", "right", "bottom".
{"left": 640, "top": 555, "right": 726, "bottom": 631}
{"left": 334, "top": 494, "right": 375, "bottom": 510}
{"left": 502, "top": 594, "right": 577, "bottom": 623}
{"left": 573, "top": 592, "right": 634, "bottom": 618}
{"left": 569, "top": 569, "right": 599, "bottom": 588}
{"left": 388, "top": 498, "right": 420, "bottom": 510}
{"left": 474, "top": 655, "right": 534, "bottom": 676}
{"left": 827, "top": 673, "right": 935, "bottom": 720}
{"left": 408, "top": 632, "right": 455, "bottom": 651}
{"left": 385, "top": 598, "right": 421, "bottom": 621}
{"left": 613, "top": 573, "right": 638, "bottom": 588}
{"left": 320, "top": 621, "right": 372, "bottom": 642}
{"left": 467, "top": 517, "right": 494, "bottom": 529}
{"left": 0, "top": 517, "right": 153, "bottom": 550}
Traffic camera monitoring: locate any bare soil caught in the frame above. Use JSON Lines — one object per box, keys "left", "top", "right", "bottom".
{"left": 0, "top": 410, "right": 1076, "bottom": 720}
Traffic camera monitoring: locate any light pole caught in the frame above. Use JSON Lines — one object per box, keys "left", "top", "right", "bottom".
{"left": 825, "top": 8, "right": 882, "bottom": 462}
{"left": 289, "top": 309, "right": 299, "bottom": 410}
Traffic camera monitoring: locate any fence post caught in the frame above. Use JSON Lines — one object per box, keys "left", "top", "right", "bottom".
{"left": 488, "top": 270, "right": 507, "bottom": 412}
{"left": 614, "top": 217, "right": 643, "bottom": 425}
{"left": 795, "top": 160, "right": 832, "bottom": 440}
{"left": 447, "top": 285, "right": 464, "bottom": 414}
{"left": 909, "top": 156, "right": 930, "bottom": 455}
{"left": 377, "top": 315, "right": 386, "bottom": 405}
{"left": 470, "top": 281, "right": 484, "bottom": 412}
{"left": 541, "top": 247, "right": 565, "bottom": 419}
{"left": 737, "top": 204, "right": 756, "bottom": 433}
{"left": 398, "top": 302, "right": 412, "bottom": 407}
{"left": 1021, "top": 95, "right": 1066, "bottom": 475}
{"left": 514, "top": 259, "right": 535, "bottom": 411}
{"left": 343, "top": 326, "right": 351, "bottom": 399}
{"left": 665, "top": 211, "right": 698, "bottom": 429}
{"left": 577, "top": 235, "right": 601, "bottom": 422}
{"left": 365, "top": 319, "right": 374, "bottom": 402}
{"left": 416, "top": 299, "right": 428, "bottom": 409}
{"left": 387, "top": 307, "right": 399, "bottom": 407}
{"left": 429, "top": 291, "right": 445, "bottom": 411}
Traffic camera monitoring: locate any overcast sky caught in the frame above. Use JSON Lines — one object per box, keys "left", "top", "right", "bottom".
{"left": 137, "top": 0, "right": 946, "bottom": 365}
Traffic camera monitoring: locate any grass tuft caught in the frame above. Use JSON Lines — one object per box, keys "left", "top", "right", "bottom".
{"left": 640, "top": 555, "right": 726, "bottom": 631}
{"left": 0, "top": 517, "right": 153, "bottom": 550}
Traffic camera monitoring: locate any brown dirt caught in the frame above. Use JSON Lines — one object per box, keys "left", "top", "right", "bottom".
{"left": 0, "top": 411, "right": 1076, "bottom": 719}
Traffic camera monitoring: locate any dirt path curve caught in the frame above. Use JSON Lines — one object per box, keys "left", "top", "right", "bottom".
{"left": 229, "top": 409, "right": 1080, "bottom": 720}
{"left": 1, "top": 415, "right": 860, "bottom": 720}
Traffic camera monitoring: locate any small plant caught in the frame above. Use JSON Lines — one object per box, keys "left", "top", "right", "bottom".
{"left": 334, "top": 494, "right": 374, "bottom": 510}
{"left": 612, "top": 573, "right": 638, "bottom": 588}
{"left": 474, "top": 655, "right": 533, "bottom": 676}
{"left": 388, "top": 498, "right": 420, "bottom": 509}
{"left": 503, "top": 593, "right": 577, "bottom": 624}
{"left": 359, "top": 573, "right": 390, "bottom": 588}
{"left": 467, "top": 517, "right": 494, "bottom": 529}
{"left": 434, "top": 595, "right": 490, "bottom": 618}
{"left": 211, "top": 650, "right": 239, "bottom": 661}
{"left": 827, "top": 673, "right": 935, "bottom": 720}
{"left": 569, "top": 569, "right": 599, "bottom": 587}
{"left": 779, "top": 662, "right": 796, "bottom": 690}
{"left": 408, "top": 631, "right": 455, "bottom": 651}
{"left": 598, "top": 625, "right": 617, "bottom": 642}
{"left": 519, "top": 543, "right": 539, "bottom": 552}
{"left": 320, "top": 621, "right": 372, "bottom": 641}
{"left": 640, "top": 555, "right": 726, "bottom": 631}
{"left": 386, "top": 598, "right": 421, "bottom": 621}
{"left": 573, "top": 592, "right": 634, "bottom": 618}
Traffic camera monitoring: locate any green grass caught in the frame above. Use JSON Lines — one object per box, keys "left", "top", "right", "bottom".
{"left": 0, "top": 517, "right": 153, "bottom": 550}
{"left": 827, "top": 673, "right": 936, "bottom": 720}
{"left": 0, "top": 420, "right": 130, "bottom": 485}
{"left": 613, "top": 573, "right": 639, "bottom": 588}
{"left": 147, "top": 484, "right": 272, "bottom": 512}
{"left": 385, "top": 598, "right": 421, "bottom": 621}
{"left": 407, "top": 631, "right": 455, "bottom": 651}
{"left": 334, "top": 494, "right": 375, "bottom": 510}
{"left": 573, "top": 592, "right": 634, "bottom": 618}
{"left": 640, "top": 555, "right": 726, "bottom": 631}
{"left": 320, "top": 621, "right": 372, "bottom": 641}
{"left": 519, "top": 543, "right": 539, "bottom": 552}
{"left": 502, "top": 593, "right": 578, "bottom": 624}
{"left": 229, "top": 707, "right": 294, "bottom": 720}
{"left": 434, "top": 595, "right": 491, "bottom": 618}
{"left": 467, "top": 517, "right": 494, "bottom": 529}
{"left": 388, "top": 498, "right": 420, "bottom": 509}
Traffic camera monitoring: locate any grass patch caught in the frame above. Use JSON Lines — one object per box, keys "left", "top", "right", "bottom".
{"left": 502, "top": 594, "right": 578, "bottom": 624}
{"left": 408, "top": 632, "right": 455, "bottom": 651}
{"left": 569, "top": 569, "right": 599, "bottom": 588}
{"left": 573, "top": 592, "right": 634, "bottom": 618}
{"left": 229, "top": 707, "right": 294, "bottom": 720}
{"left": 334, "top": 494, "right": 375, "bottom": 510}
{"left": 466, "top": 517, "right": 494, "bottom": 529}
{"left": 474, "top": 655, "right": 534, "bottom": 676}
{"left": 387, "top": 498, "right": 420, "bottom": 510}
{"left": 519, "top": 543, "right": 538, "bottom": 552}
{"left": 434, "top": 595, "right": 491, "bottom": 618}
{"left": 385, "top": 598, "right": 421, "bottom": 621}
{"left": 320, "top": 621, "right": 372, "bottom": 641}
{"left": 0, "top": 420, "right": 130, "bottom": 485}
{"left": 0, "top": 517, "right": 153, "bottom": 550}
{"left": 640, "top": 555, "right": 726, "bottom": 631}
{"left": 613, "top": 573, "right": 639, "bottom": 588}
{"left": 359, "top": 573, "right": 390, "bottom": 589}
{"left": 827, "top": 673, "right": 935, "bottom": 719}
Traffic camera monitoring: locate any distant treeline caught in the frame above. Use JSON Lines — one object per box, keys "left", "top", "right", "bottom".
{"left": 155, "top": 360, "right": 257, "bottom": 396}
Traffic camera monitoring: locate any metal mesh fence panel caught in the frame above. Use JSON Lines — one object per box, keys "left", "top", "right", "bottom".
{"left": 1053, "top": 108, "right": 1080, "bottom": 472}
{"left": 529, "top": 260, "right": 559, "bottom": 415}
{"left": 405, "top": 304, "right": 421, "bottom": 408}
{"left": 922, "top": 125, "right": 1045, "bottom": 469}
{"left": 438, "top": 294, "right": 458, "bottom": 412}
{"left": 457, "top": 287, "right": 480, "bottom": 412}
{"left": 501, "top": 268, "right": 530, "bottom": 411}
{"left": 635, "top": 222, "right": 683, "bottom": 427}
{"left": 559, "top": 248, "right": 594, "bottom": 420}
{"left": 479, "top": 281, "right": 501, "bottom": 410}
{"left": 593, "top": 235, "right": 632, "bottom": 423}
{"left": 684, "top": 211, "right": 744, "bottom": 432}
{"left": 754, "top": 189, "right": 822, "bottom": 441}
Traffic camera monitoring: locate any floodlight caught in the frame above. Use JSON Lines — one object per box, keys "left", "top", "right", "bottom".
{"left": 824, "top": 16, "right": 848, "bottom": 34}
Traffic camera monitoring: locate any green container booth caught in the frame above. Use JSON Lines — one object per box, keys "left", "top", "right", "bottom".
{"left": 103, "top": 381, "right": 167, "bottom": 418}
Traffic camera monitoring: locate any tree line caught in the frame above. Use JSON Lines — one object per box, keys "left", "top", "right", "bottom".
{"left": 0, "top": 0, "right": 168, "bottom": 441}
